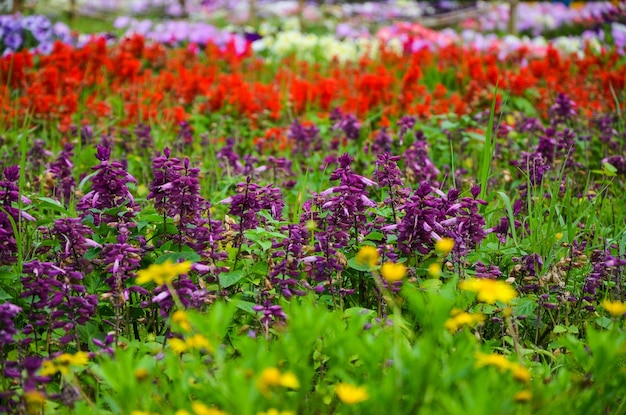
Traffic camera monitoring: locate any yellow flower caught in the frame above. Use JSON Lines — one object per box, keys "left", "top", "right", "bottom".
{"left": 428, "top": 262, "right": 442, "bottom": 278}
{"left": 41, "top": 352, "right": 90, "bottom": 376}
{"left": 40, "top": 360, "right": 59, "bottom": 376}
{"left": 444, "top": 311, "right": 484, "bottom": 333}
{"left": 278, "top": 372, "right": 300, "bottom": 389}
{"left": 134, "top": 368, "right": 150, "bottom": 382}
{"left": 175, "top": 411, "right": 191, "bottom": 415}
{"left": 474, "top": 352, "right": 512, "bottom": 372}
{"left": 257, "top": 367, "right": 300, "bottom": 396}
{"left": 460, "top": 278, "right": 517, "bottom": 304}
{"left": 186, "top": 334, "right": 214, "bottom": 353}
{"left": 356, "top": 246, "right": 379, "bottom": 268}
{"left": 168, "top": 338, "right": 189, "bottom": 354}
{"left": 191, "top": 402, "right": 226, "bottom": 415}
{"left": 172, "top": 310, "right": 192, "bottom": 332}
{"left": 435, "top": 237, "right": 455, "bottom": 256}
{"left": 380, "top": 262, "right": 407, "bottom": 282}
{"left": 514, "top": 390, "right": 532, "bottom": 403}
{"left": 257, "top": 410, "right": 295, "bottom": 415}
{"left": 335, "top": 383, "right": 369, "bottom": 405}
{"left": 56, "top": 351, "right": 89, "bottom": 367}
{"left": 510, "top": 363, "right": 531, "bottom": 384}
{"left": 136, "top": 260, "right": 192, "bottom": 285}
{"left": 24, "top": 390, "right": 46, "bottom": 414}
{"left": 601, "top": 299, "right": 626, "bottom": 317}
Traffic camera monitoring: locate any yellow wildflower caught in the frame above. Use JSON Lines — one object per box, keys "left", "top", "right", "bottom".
{"left": 474, "top": 352, "right": 512, "bottom": 372}
{"left": 24, "top": 390, "right": 46, "bottom": 414}
{"left": 257, "top": 410, "right": 295, "bottom": 415}
{"left": 514, "top": 390, "right": 532, "bottom": 403}
{"left": 186, "top": 334, "right": 214, "bottom": 353}
{"left": 191, "top": 402, "right": 226, "bottom": 415}
{"left": 355, "top": 246, "right": 379, "bottom": 268}
{"left": 444, "top": 311, "right": 485, "bottom": 333}
{"left": 40, "top": 360, "right": 59, "bottom": 377}
{"left": 257, "top": 367, "right": 300, "bottom": 396}
{"left": 136, "top": 260, "right": 192, "bottom": 285}
{"left": 380, "top": 262, "right": 407, "bottom": 282}
{"left": 134, "top": 368, "right": 150, "bottom": 381}
{"left": 335, "top": 383, "right": 369, "bottom": 405}
{"left": 175, "top": 411, "right": 191, "bottom": 415}
{"left": 172, "top": 310, "right": 192, "bottom": 332}
{"left": 428, "top": 262, "right": 442, "bottom": 278}
{"left": 601, "top": 299, "right": 626, "bottom": 317}
{"left": 435, "top": 237, "right": 455, "bottom": 256}
{"left": 460, "top": 278, "right": 517, "bottom": 304}
{"left": 278, "top": 372, "right": 300, "bottom": 389}
{"left": 168, "top": 338, "right": 188, "bottom": 354}
{"left": 56, "top": 351, "right": 89, "bottom": 367}
{"left": 41, "top": 352, "right": 90, "bottom": 376}
{"left": 510, "top": 363, "right": 531, "bottom": 384}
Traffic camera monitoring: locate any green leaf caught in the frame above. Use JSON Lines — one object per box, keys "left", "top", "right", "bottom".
{"left": 219, "top": 270, "right": 246, "bottom": 288}
{"left": 365, "top": 232, "right": 384, "bottom": 241}
{"left": 553, "top": 325, "right": 568, "bottom": 334}
{"left": 347, "top": 257, "right": 374, "bottom": 272}
{"left": 420, "top": 279, "right": 442, "bottom": 292}
{"left": 35, "top": 197, "right": 69, "bottom": 214}
{"left": 155, "top": 252, "right": 201, "bottom": 264}
{"left": 234, "top": 299, "right": 257, "bottom": 314}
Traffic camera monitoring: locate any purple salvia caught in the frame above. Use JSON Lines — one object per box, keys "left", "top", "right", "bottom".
{"left": 45, "top": 143, "right": 76, "bottom": 205}
{"left": 403, "top": 130, "right": 440, "bottom": 184}
{"left": 268, "top": 223, "right": 309, "bottom": 298}
{"left": 397, "top": 115, "right": 416, "bottom": 145}
{"left": 287, "top": 118, "right": 321, "bottom": 157}
{"left": 0, "top": 302, "right": 21, "bottom": 349}
{"left": 20, "top": 260, "right": 97, "bottom": 347}
{"left": 216, "top": 138, "right": 243, "bottom": 175}
{"left": 549, "top": 92, "right": 577, "bottom": 126}
{"left": 76, "top": 145, "right": 138, "bottom": 225}
{"left": 369, "top": 127, "right": 393, "bottom": 155}
{"left": 331, "top": 108, "right": 361, "bottom": 141}
{"left": 0, "top": 166, "right": 35, "bottom": 265}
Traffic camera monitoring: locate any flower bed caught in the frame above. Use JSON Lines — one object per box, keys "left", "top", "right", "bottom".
{"left": 1, "top": 5, "right": 626, "bottom": 415}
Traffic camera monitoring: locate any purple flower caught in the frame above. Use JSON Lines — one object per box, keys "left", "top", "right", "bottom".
{"left": 216, "top": 138, "right": 243, "bottom": 175}
{"left": 287, "top": 118, "right": 321, "bottom": 157}
{"left": 1, "top": 166, "right": 35, "bottom": 264}
{"left": 4, "top": 30, "right": 23, "bottom": 50}
{"left": 45, "top": 144, "right": 76, "bottom": 205}
{"left": 253, "top": 299, "right": 287, "bottom": 331}
{"left": 549, "top": 93, "right": 577, "bottom": 125}
{"left": 20, "top": 260, "right": 97, "bottom": 347}
{"left": 331, "top": 108, "right": 361, "bottom": 141}
{"left": 76, "top": 145, "right": 138, "bottom": 225}
{"left": 403, "top": 130, "right": 440, "bottom": 184}
{"left": 0, "top": 302, "right": 21, "bottom": 348}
